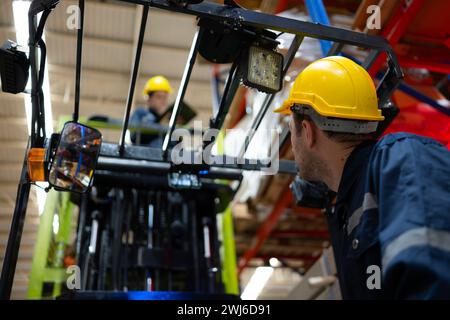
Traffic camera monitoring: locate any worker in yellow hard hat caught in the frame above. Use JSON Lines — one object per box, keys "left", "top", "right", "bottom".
{"left": 278, "top": 56, "right": 450, "bottom": 299}
{"left": 130, "top": 75, "right": 173, "bottom": 146}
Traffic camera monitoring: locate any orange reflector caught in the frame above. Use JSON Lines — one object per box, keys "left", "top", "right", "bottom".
{"left": 27, "top": 148, "right": 46, "bottom": 182}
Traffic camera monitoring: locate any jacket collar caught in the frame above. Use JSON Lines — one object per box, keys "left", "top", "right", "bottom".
{"left": 336, "top": 140, "right": 376, "bottom": 204}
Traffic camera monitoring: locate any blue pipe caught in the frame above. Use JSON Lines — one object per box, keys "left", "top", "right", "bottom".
{"left": 397, "top": 83, "right": 450, "bottom": 116}
{"left": 304, "top": 0, "right": 332, "bottom": 56}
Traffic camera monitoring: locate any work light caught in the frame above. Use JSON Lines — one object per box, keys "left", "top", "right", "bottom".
{"left": 0, "top": 40, "right": 29, "bottom": 94}
{"left": 242, "top": 45, "right": 283, "bottom": 94}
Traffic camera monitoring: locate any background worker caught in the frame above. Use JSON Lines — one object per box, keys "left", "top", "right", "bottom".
{"left": 275, "top": 56, "right": 450, "bottom": 299}
{"left": 130, "top": 75, "right": 173, "bottom": 147}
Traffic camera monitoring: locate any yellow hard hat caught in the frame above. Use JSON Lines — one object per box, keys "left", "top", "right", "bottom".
{"left": 274, "top": 56, "right": 384, "bottom": 121}
{"left": 143, "top": 75, "right": 173, "bottom": 96}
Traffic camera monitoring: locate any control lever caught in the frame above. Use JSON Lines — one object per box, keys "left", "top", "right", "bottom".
{"left": 146, "top": 203, "right": 154, "bottom": 291}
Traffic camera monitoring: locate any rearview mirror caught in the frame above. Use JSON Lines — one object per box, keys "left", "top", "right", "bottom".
{"left": 49, "top": 122, "right": 102, "bottom": 193}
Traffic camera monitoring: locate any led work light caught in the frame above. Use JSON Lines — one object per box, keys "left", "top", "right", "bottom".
{"left": 242, "top": 45, "right": 283, "bottom": 94}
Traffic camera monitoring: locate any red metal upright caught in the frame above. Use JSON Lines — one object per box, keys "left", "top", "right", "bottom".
{"left": 368, "top": 0, "right": 426, "bottom": 77}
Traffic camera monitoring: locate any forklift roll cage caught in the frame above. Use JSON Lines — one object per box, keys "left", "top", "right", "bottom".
{"left": 0, "top": 0, "right": 403, "bottom": 299}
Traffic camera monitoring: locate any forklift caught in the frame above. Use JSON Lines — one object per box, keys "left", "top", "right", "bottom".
{"left": 0, "top": 0, "right": 402, "bottom": 300}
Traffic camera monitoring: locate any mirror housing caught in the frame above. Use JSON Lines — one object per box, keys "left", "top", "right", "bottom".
{"left": 48, "top": 122, "right": 102, "bottom": 193}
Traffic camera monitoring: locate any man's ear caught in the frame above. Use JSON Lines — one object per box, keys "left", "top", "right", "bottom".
{"left": 302, "top": 119, "right": 316, "bottom": 148}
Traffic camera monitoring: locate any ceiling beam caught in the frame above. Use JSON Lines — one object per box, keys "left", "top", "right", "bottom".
{"left": 47, "top": 63, "right": 210, "bottom": 87}
{"left": 44, "top": 28, "right": 189, "bottom": 54}
{"left": 3, "top": 73, "right": 212, "bottom": 112}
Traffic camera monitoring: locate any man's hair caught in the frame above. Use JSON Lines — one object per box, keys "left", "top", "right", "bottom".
{"left": 292, "top": 112, "right": 373, "bottom": 144}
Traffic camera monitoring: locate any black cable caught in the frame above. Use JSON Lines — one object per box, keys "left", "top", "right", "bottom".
{"left": 74, "top": 0, "right": 85, "bottom": 122}
{"left": 30, "top": 91, "right": 37, "bottom": 145}
{"left": 28, "top": 9, "right": 51, "bottom": 145}
{"left": 122, "top": 191, "right": 133, "bottom": 290}
{"left": 37, "top": 39, "right": 47, "bottom": 139}
{"left": 98, "top": 229, "right": 109, "bottom": 290}
{"left": 28, "top": 12, "right": 38, "bottom": 146}
{"left": 37, "top": 40, "right": 46, "bottom": 87}
{"left": 209, "top": 60, "right": 239, "bottom": 130}
{"left": 34, "top": 10, "right": 51, "bottom": 44}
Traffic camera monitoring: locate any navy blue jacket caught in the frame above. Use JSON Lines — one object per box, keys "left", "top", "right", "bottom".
{"left": 327, "top": 132, "right": 450, "bottom": 299}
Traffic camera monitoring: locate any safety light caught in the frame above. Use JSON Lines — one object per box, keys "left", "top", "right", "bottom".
{"left": 28, "top": 148, "right": 46, "bottom": 182}
{"left": 0, "top": 40, "right": 29, "bottom": 94}
{"left": 242, "top": 45, "right": 283, "bottom": 94}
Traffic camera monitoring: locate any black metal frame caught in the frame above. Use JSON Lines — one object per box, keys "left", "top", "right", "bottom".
{"left": 119, "top": 4, "right": 150, "bottom": 154}
{"left": 0, "top": 1, "right": 55, "bottom": 298}
{"left": 99, "top": 142, "right": 297, "bottom": 175}
{"left": 162, "top": 28, "right": 204, "bottom": 156}
{"left": 123, "top": 0, "right": 402, "bottom": 161}
{"left": 0, "top": 0, "right": 403, "bottom": 299}
{"left": 73, "top": 0, "right": 84, "bottom": 123}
